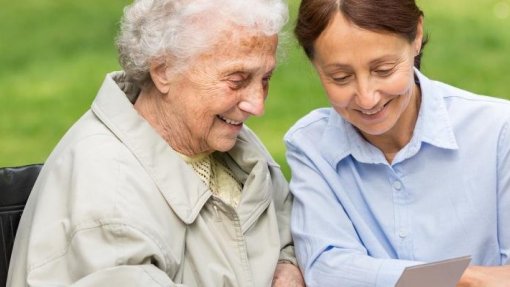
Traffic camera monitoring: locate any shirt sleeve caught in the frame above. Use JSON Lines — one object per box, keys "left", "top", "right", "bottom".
{"left": 285, "top": 138, "right": 420, "bottom": 287}
{"left": 498, "top": 121, "right": 510, "bottom": 264}
{"left": 25, "top": 222, "right": 184, "bottom": 287}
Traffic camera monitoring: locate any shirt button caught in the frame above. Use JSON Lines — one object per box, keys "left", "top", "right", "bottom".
{"left": 393, "top": 181, "right": 402, "bottom": 190}
{"left": 399, "top": 229, "right": 408, "bottom": 238}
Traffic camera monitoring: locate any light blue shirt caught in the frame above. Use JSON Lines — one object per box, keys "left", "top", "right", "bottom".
{"left": 284, "top": 70, "right": 510, "bottom": 287}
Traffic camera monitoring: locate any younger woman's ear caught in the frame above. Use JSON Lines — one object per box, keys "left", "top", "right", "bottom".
{"left": 414, "top": 16, "right": 424, "bottom": 56}
{"left": 149, "top": 60, "right": 171, "bottom": 94}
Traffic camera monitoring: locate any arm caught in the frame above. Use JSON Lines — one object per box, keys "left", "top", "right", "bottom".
{"left": 457, "top": 120, "right": 510, "bottom": 286}
{"left": 497, "top": 121, "right": 510, "bottom": 265}
{"left": 268, "top": 160, "right": 305, "bottom": 286}
{"left": 25, "top": 221, "right": 184, "bottom": 287}
{"left": 457, "top": 266, "right": 510, "bottom": 287}
{"left": 270, "top": 162, "right": 298, "bottom": 265}
{"left": 272, "top": 262, "right": 305, "bottom": 287}
{"left": 286, "top": 138, "right": 419, "bottom": 287}
{"left": 72, "top": 265, "right": 180, "bottom": 287}
{"left": 239, "top": 126, "right": 304, "bottom": 285}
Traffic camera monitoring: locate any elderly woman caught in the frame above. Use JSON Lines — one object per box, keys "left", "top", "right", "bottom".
{"left": 7, "top": 0, "right": 304, "bottom": 286}
{"left": 285, "top": 0, "right": 510, "bottom": 286}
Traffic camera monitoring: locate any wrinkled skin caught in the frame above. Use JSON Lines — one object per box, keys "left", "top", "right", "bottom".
{"left": 136, "top": 26, "right": 277, "bottom": 156}
{"left": 272, "top": 263, "right": 305, "bottom": 287}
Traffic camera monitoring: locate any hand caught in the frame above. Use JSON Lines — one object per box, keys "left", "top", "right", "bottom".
{"left": 271, "top": 262, "right": 305, "bottom": 287}
{"left": 457, "top": 265, "right": 510, "bottom": 287}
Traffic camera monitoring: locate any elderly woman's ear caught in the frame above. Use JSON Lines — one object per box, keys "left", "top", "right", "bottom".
{"left": 149, "top": 61, "right": 171, "bottom": 94}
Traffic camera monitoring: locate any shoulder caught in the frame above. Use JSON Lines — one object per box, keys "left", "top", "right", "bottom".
{"left": 430, "top": 79, "right": 510, "bottom": 119}
{"left": 48, "top": 110, "right": 129, "bottom": 161}
{"left": 423, "top": 77, "right": 510, "bottom": 151}
{"left": 238, "top": 125, "right": 280, "bottom": 167}
{"left": 284, "top": 107, "right": 333, "bottom": 144}
{"left": 35, "top": 111, "right": 153, "bottom": 221}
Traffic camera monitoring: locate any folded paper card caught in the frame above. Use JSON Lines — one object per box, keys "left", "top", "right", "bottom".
{"left": 395, "top": 256, "right": 471, "bottom": 287}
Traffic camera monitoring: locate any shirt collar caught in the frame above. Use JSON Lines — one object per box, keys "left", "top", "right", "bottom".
{"left": 320, "top": 68, "right": 458, "bottom": 166}
{"left": 413, "top": 69, "right": 458, "bottom": 150}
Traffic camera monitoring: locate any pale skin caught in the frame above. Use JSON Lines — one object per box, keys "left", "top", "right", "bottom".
{"left": 134, "top": 25, "right": 304, "bottom": 286}
{"left": 312, "top": 11, "right": 509, "bottom": 286}
{"left": 135, "top": 29, "right": 275, "bottom": 156}
{"left": 312, "top": 11, "right": 422, "bottom": 164}
{"left": 272, "top": 262, "right": 305, "bottom": 287}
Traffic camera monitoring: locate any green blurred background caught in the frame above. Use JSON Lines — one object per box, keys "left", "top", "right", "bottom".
{"left": 1, "top": 0, "right": 509, "bottom": 178}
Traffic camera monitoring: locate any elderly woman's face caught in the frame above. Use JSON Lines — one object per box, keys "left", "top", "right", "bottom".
{"left": 163, "top": 29, "right": 278, "bottom": 155}
{"left": 312, "top": 12, "right": 422, "bottom": 139}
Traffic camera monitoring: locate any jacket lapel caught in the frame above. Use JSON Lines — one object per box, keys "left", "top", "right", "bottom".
{"left": 91, "top": 72, "right": 210, "bottom": 224}
{"left": 226, "top": 131, "right": 272, "bottom": 233}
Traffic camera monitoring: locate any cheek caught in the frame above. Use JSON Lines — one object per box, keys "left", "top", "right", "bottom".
{"left": 382, "top": 69, "right": 415, "bottom": 96}
{"left": 323, "top": 83, "right": 351, "bottom": 108}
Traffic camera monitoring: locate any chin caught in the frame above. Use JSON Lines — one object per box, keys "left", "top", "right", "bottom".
{"left": 357, "top": 124, "right": 393, "bottom": 137}
{"left": 211, "top": 140, "right": 237, "bottom": 153}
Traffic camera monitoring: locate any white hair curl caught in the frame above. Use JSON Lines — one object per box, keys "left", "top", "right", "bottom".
{"left": 116, "top": 0, "right": 289, "bottom": 86}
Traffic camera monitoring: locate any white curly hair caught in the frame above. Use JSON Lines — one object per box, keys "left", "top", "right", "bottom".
{"left": 116, "top": 0, "right": 288, "bottom": 86}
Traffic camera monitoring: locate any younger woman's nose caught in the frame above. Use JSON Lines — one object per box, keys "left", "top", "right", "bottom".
{"left": 355, "top": 80, "right": 380, "bottom": 110}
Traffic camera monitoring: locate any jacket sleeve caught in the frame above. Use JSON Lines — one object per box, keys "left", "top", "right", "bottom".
{"left": 285, "top": 137, "right": 419, "bottom": 287}
{"left": 239, "top": 126, "right": 297, "bottom": 265}
{"left": 24, "top": 220, "right": 185, "bottom": 287}
{"left": 270, "top": 163, "right": 297, "bottom": 266}
{"left": 72, "top": 265, "right": 181, "bottom": 287}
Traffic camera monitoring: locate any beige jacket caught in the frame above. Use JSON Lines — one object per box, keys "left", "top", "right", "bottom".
{"left": 8, "top": 72, "right": 295, "bottom": 287}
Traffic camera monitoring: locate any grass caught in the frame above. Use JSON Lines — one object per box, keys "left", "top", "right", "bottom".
{"left": 1, "top": 0, "right": 509, "bottom": 178}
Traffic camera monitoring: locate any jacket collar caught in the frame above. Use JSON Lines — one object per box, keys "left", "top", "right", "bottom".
{"left": 91, "top": 72, "right": 210, "bottom": 224}
{"left": 225, "top": 129, "right": 273, "bottom": 233}
{"left": 91, "top": 72, "right": 273, "bottom": 227}
{"left": 321, "top": 68, "right": 458, "bottom": 166}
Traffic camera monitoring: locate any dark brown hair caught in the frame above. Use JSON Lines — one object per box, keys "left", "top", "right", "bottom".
{"left": 294, "top": 0, "right": 428, "bottom": 69}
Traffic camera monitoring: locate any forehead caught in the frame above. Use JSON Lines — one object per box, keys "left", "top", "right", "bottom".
{"left": 195, "top": 27, "right": 278, "bottom": 73}
{"left": 314, "top": 12, "right": 410, "bottom": 65}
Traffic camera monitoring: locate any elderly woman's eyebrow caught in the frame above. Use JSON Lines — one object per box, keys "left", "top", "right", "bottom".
{"left": 223, "top": 64, "right": 274, "bottom": 76}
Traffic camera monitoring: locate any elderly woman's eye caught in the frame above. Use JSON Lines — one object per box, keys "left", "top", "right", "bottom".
{"left": 230, "top": 77, "right": 244, "bottom": 84}
{"left": 262, "top": 74, "right": 272, "bottom": 85}
{"left": 227, "top": 74, "right": 248, "bottom": 89}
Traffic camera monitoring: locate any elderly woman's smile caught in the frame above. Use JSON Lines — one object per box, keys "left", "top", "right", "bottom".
{"left": 135, "top": 29, "right": 278, "bottom": 156}
{"left": 217, "top": 115, "right": 243, "bottom": 126}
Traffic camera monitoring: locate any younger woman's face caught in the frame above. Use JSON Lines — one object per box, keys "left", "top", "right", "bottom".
{"left": 312, "top": 12, "right": 423, "bottom": 139}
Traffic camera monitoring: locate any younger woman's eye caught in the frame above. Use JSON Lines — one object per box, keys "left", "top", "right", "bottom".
{"left": 374, "top": 67, "right": 395, "bottom": 77}
{"left": 332, "top": 74, "right": 352, "bottom": 84}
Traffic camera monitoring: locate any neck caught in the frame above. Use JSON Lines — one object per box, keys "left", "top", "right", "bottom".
{"left": 134, "top": 88, "right": 210, "bottom": 157}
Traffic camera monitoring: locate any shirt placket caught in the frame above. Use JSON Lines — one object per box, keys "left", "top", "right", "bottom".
{"left": 390, "top": 167, "right": 414, "bottom": 259}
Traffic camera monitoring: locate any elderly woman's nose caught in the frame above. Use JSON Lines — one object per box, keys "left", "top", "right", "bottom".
{"left": 238, "top": 85, "right": 266, "bottom": 116}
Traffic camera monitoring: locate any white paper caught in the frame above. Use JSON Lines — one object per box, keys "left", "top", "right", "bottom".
{"left": 395, "top": 256, "right": 471, "bottom": 287}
